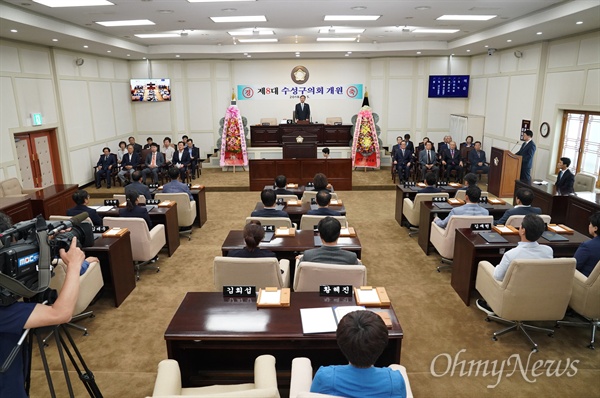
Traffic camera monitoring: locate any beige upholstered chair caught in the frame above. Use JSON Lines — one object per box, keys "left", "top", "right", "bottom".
{"left": 476, "top": 258, "right": 576, "bottom": 351}
{"left": 260, "top": 118, "right": 278, "bottom": 126}
{"left": 293, "top": 261, "right": 366, "bottom": 292}
{"left": 430, "top": 215, "right": 494, "bottom": 271}
{"left": 155, "top": 192, "right": 197, "bottom": 240}
{"left": 152, "top": 355, "right": 280, "bottom": 398}
{"left": 504, "top": 214, "right": 551, "bottom": 227}
{"left": 289, "top": 357, "right": 413, "bottom": 398}
{"left": 402, "top": 192, "right": 450, "bottom": 236}
{"left": 103, "top": 217, "right": 166, "bottom": 280}
{"left": 574, "top": 173, "right": 596, "bottom": 192}
{"left": 49, "top": 215, "right": 93, "bottom": 225}
{"left": 113, "top": 193, "right": 146, "bottom": 204}
{"left": 299, "top": 215, "right": 348, "bottom": 230}
{"left": 454, "top": 190, "right": 488, "bottom": 201}
{"left": 557, "top": 261, "right": 600, "bottom": 349}
{"left": 276, "top": 194, "right": 299, "bottom": 202}
{"left": 325, "top": 117, "right": 342, "bottom": 125}
{"left": 246, "top": 216, "right": 294, "bottom": 229}
{"left": 301, "top": 191, "right": 338, "bottom": 204}
{"left": 48, "top": 259, "right": 103, "bottom": 336}
{"left": 0, "top": 177, "right": 40, "bottom": 198}
{"left": 213, "top": 256, "right": 290, "bottom": 289}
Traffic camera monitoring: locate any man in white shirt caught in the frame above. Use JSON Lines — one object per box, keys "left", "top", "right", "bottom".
{"left": 162, "top": 137, "right": 175, "bottom": 164}
{"left": 433, "top": 186, "right": 489, "bottom": 229}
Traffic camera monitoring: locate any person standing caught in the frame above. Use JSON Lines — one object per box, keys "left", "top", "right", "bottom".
{"left": 295, "top": 95, "right": 310, "bottom": 122}
{"left": 555, "top": 157, "right": 574, "bottom": 195}
{"left": 515, "top": 129, "right": 536, "bottom": 183}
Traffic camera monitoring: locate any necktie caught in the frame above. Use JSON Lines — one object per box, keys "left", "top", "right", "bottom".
{"left": 104, "top": 156, "right": 107, "bottom": 161}
{"left": 301, "top": 103, "right": 304, "bottom": 110}
{"left": 451, "top": 150, "right": 454, "bottom": 158}
{"left": 557, "top": 170, "right": 563, "bottom": 182}
{"left": 477, "top": 151, "right": 480, "bottom": 158}
{"left": 401, "top": 149, "right": 405, "bottom": 157}
{"left": 151, "top": 153, "right": 156, "bottom": 167}
{"left": 427, "top": 151, "right": 431, "bottom": 163}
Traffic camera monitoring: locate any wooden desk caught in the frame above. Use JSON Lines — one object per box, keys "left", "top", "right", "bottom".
{"left": 152, "top": 187, "right": 207, "bottom": 228}
{"left": 250, "top": 124, "right": 352, "bottom": 147}
{"left": 394, "top": 185, "right": 460, "bottom": 227}
{"left": 84, "top": 231, "right": 135, "bottom": 307}
{"left": 253, "top": 202, "right": 346, "bottom": 226}
{"left": 514, "top": 180, "right": 569, "bottom": 225}
{"left": 249, "top": 159, "right": 352, "bottom": 191}
{"left": 28, "top": 184, "right": 78, "bottom": 219}
{"left": 0, "top": 196, "right": 33, "bottom": 223}
{"left": 418, "top": 202, "right": 513, "bottom": 254}
{"left": 565, "top": 192, "right": 600, "bottom": 235}
{"left": 451, "top": 228, "right": 590, "bottom": 306}
{"left": 165, "top": 292, "right": 403, "bottom": 388}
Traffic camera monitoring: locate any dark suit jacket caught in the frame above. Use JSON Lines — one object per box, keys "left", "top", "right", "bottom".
{"left": 66, "top": 204, "right": 102, "bottom": 226}
{"left": 118, "top": 206, "right": 152, "bottom": 230}
{"left": 186, "top": 146, "right": 200, "bottom": 161}
{"left": 132, "top": 143, "right": 143, "bottom": 153}
{"left": 121, "top": 152, "right": 139, "bottom": 170}
{"left": 306, "top": 207, "right": 342, "bottom": 216}
{"left": 250, "top": 208, "right": 290, "bottom": 218}
{"left": 393, "top": 148, "right": 413, "bottom": 166}
{"left": 442, "top": 148, "right": 462, "bottom": 166}
{"left": 172, "top": 150, "right": 191, "bottom": 167}
{"left": 144, "top": 151, "right": 165, "bottom": 168}
{"left": 418, "top": 142, "right": 436, "bottom": 152}
{"left": 405, "top": 140, "right": 415, "bottom": 153}
{"left": 574, "top": 236, "right": 600, "bottom": 277}
{"left": 555, "top": 169, "right": 574, "bottom": 195}
{"left": 468, "top": 149, "right": 487, "bottom": 165}
{"left": 96, "top": 154, "right": 116, "bottom": 171}
{"left": 295, "top": 102, "right": 310, "bottom": 121}
{"left": 494, "top": 205, "right": 542, "bottom": 225}
{"left": 419, "top": 186, "right": 442, "bottom": 193}
{"left": 419, "top": 149, "right": 438, "bottom": 167}
{"left": 274, "top": 188, "right": 295, "bottom": 196}
{"left": 227, "top": 247, "right": 276, "bottom": 258}
{"left": 515, "top": 140, "right": 536, "bottom": 170}
{"left": 438, "top": 142, "right": 449, "bottom": 156}
{"left": 125, "top": 181, "right": 152, "bottom": 200}
{"left": 299, "top": 245, "right": 359, "bottom": 265}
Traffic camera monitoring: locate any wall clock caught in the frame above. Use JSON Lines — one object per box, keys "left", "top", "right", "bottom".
{"left": 540, "top": 122, "right": 550, "bottom": 138}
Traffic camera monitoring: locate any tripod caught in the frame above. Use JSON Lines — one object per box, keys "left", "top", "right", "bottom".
{"left": 26, "top": 323, "right": 103, "bottom": 398}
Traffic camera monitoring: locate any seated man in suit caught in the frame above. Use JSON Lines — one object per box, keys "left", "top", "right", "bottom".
{"left": 494, "top": 187, "right": 541, "bottom": 225}
{"left": 573, "top": 211, "right": 600, "bottom": 277}
{"left": 251, "top": 189, "right": 289, "bottom": 218}
{"left": 437, "top": 135, "right": 452, "bottom": 158}
{"left": 125, "top": 171, "right": 151, "bottom": 200}
{"left": 186, "top": 139, "right": 200, "bottom": 180}
{"left": 441, "top": 141, "right": 463, "bottom": 181}
{"left": 307, "top": 190, "right": 342, "bottom": 216}
{"left": 419, "top": 141, "right": 439, "bottom": 178}
{"left": 118, "top": 190, "right": 152, "bottom": 230}
{"left": 454, "top": 172, "right": 478, "bottom": 196}
{"left": 434, "top": 186, "right": 488, "bottom": 229}
{"left": 476, "top": 214, "right": 553, "bottom": 314}
{"left": 468, "top": 141, "right": 489, "bottom": 174}
{"left": 172, "top": 141, "right": 191, "bottom": 182}
{"left": 404, "top": 133, "right": 414, "bottom": 153}
{"left": 393, "top": 140, "right": 412, "bottom": 182}
{"left": 419, "top": 172, "right": 442, "bottom": 193}
{"left": 143, "top": 137, "right": 154, "bottom": 150}
{"left": 274, "top": 175, "right": 295, "bottom": 196}
{"left": 117, "top": 144, "right": 139, "bottom": 185}
{"left": 95, "top": 147, "right": 116, "bottom": 189}
{"left": 162, "top": 167, "right": 193, "bottom": 200}
{"left": 141, "top": 143, "right": 165, "bottom": 184}
{"left": 128, "top": 136, "right": 142, "bottom": 154}
{"left": 555, "top": 157, "right": 575, "bottom": 195}
{"left": 390, "top": 136, "right": 403, "bottom": 160}
{"left": 297, "top": 217, "right": 360, "bottom": 265}
{"left": 311, "top": 310, "right": 407, "bottom": 398}
{"left": 66, "top": 189, "right": 102, "bottom": 226}
{"left": 417, "top": 137, "right": 434, "bottom": 152}
{"left": 227, "top": 221, "right": 276, "bottom": 258}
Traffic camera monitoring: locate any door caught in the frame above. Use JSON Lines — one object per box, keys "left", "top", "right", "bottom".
{"left": 14, "top": 129, "right": 63, "bottom": 188}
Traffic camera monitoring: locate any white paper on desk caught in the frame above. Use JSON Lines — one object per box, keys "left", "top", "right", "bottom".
{"left": 87, "top": 205, "right": 101, "bottom": 210}
{"left": 96, "top": 206, "right": 114, "bottom": 212}
{"left": 549, "top": 225, "right": 566, "bottom": 233}
{"left": 333, "top": 306, "right": 366, "bottom": 323}
{"left": 355, "top": 289, "right": 380, "bottom": 304}
{"left": 258, "top": 290, "right": 281, "bottom": 305}
{"left": 496, "top": 226, "right": 513, "bottom": 233}
{"left": 300, "top": 308, "right": 338, "bottom": 334}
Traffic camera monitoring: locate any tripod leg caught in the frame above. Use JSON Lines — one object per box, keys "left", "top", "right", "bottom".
{"left": 35, "top": 329, "right": 58, "bottom": 398}
{"left": 53, "top": 326, "right": 76, "bottom": 397}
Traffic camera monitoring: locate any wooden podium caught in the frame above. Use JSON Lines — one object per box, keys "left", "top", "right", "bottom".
{"left": 488, "top": 147, "right": 522, "bottom": 198}
{"left": 282, "top": 132, "right": 317, "bottom": 158}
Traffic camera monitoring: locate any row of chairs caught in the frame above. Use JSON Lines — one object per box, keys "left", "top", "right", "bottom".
{"left": 246, "top": 215, "right": 348, "bottom": 230}
{"left": 278, "top": 191, "right": 339, "bottom": 203}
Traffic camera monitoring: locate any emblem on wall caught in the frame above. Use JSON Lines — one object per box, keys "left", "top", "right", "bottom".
{"left": 291, "top": 66, "right": 309, "bottom": 84}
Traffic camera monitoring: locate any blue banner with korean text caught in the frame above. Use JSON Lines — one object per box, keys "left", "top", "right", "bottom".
{"left": 237, "top": 84, "right": 363, "bottom": 100}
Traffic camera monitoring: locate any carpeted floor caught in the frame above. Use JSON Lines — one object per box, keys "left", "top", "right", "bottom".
{"left": 26, "top": 169, "right": 598, "bottom": 397}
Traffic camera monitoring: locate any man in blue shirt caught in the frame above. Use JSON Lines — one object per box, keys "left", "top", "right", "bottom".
{"left": 162, "top": 167, "right": 193, "bottom": 200}
{"left": 311, "top": 310, "right": 407, "bottom": 398}
{"left": 434, "top": 186, "right": 489, "bottom": 228}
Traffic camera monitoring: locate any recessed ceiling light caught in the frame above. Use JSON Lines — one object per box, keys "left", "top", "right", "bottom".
{"left": 143, "top": 57, "right": 147, "bottom": 60}
{"left": 318, "top": 28, "right": 365, "bottom": 34}
{"left": 437, "top": 15, "right": 496, "bottom": 21}
{"left": 295, "top": 52, "right": 300, "bottom": 55}
{"left": 536, "top": 31, "right": 542, "bottom": 35}
{"left": 466, "top": 49, "right": 471, "bottom": 52}
{"left": 106, "top": 50, "right": 111, "bottom": 53}
{"left": 347, "top": 51, "right": 352, "bottom": 54}
{"left": 316, "top": 37, "right": 357, "bottom": 42}
{"left": 413, "top": 28, "right": 459, "bottom": 34}
{"left": 351, "top": 6, "right": 367, "bottom": 11}
{"left": 345, "top": 54, "right": 349, "bottom": 57}
{"left": 451, "top": 53, "right": 455, "bottom": 56}
{"left": 175, "top": 54, "right": 180, "bottom": 58}
{"left": 135, "top": 33, "right": 180, "bottom": 38}
{"left": 416, "top": 51, "right": 421, "bottom": 54}
{"left": 32, "top": 0, "right": 114, "bottom": 6}
{"left": 507, "top": 39, "right": 512, "bottom": 42}
{"left": 10, "top": 29, "right": 18, "bottom": 33}
{"left": 415, "top": 6, "right": 431, "bottom": 11}
{"left": 210, "top": 16, "right": 266, "bottom": 23}
{"left": 52, "top": 38, "right": 58, "bottom": 41}
{"left": 157, "top": 10, "right": 173, "bottom": 14}
{"left": 228, "top": 30, "right": 274, "bottom": 36}
{"left": 247, "top": 55, "right": 252, "bottom": 57}
{"left": 576, "top": 21, "right": 583, "bottom": 25}
{"left": 237, "top": 38, "right": 278, "bottom": 43}
{"left": 96, "top": 19, "right": 154, "bottom": 27}
{"left": 324, "top": 15, "right": 380, "bottom": 21}
{"left": 484, "top": 45, "right": 489, "bottom": 48}
{"left": 83, "top": 45, "right": 89, "bottom": 48}
{"left": 296, "top": 54, "right": 300, "bottom": 57}
{"left": 127, "top": 54, "right": 131, "bottom": 56}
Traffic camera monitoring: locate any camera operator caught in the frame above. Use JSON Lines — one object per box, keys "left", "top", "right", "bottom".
{"left": 0, "top": 212, "right": 86, "bottom": 398}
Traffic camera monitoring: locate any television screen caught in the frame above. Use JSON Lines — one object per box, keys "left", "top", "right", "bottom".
{"left": 130, "top": 78, "right": 171, "bottom": 102}
{"left": 428, "top": 75, "right": 469, "bottom": 98}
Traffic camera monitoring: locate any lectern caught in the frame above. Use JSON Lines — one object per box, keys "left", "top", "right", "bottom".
{"left": 488, "top": 147, "right": 522, "bottom": 198}
{"left": 282, "top": 132, "right": 317, "bottom": 159}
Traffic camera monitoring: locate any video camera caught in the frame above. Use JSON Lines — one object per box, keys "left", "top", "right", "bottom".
{"left": 0, "top": 213, "right": 94, "bottom": 307}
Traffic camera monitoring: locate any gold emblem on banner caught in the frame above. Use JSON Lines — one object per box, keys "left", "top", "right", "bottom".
{"left": 291, "top": 66, "right": 309, "bottom": 84}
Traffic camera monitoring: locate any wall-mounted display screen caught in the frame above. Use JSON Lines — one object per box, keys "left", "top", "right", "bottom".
{"left": 428, "top": 75, "right": 469, "bottom": 98}
{"left": 131, "top": 78, "right": 171, "bottom": 102}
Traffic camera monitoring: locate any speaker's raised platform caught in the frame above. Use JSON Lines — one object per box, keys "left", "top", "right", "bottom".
{"left": 249, "top": 159, "right": 352, "bottom": 191}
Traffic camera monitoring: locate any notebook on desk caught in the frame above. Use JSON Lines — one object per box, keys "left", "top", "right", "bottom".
{"left": 541, "top": 231, "right": 569, "bottom": 242}
{"left": 479, "top": 232, "right": 509, "bottom": 243}
{"left": 433, "top": 202, "right": 452, "bottom": 209}
{"left": 145, "top": 205, "right": 157, "bottom": 212}
{"left": 314, "top": 236, "right": 323, "bottom": 246}
{"left": 275, "top": 204, "right": 284, "bottom": 211}
{"left": 262, "top": 232, "right": 274, "bottom": 242}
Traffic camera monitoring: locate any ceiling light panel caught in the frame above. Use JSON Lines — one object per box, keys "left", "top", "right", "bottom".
{"left": 135, "top": 33, "right": 181, "bottom": 38}
{"left": 96, "top": 19, "right": 155, "bottom": 27}
{"left": 33, "top": 0, "right": 114, "bottom": 6}
{"left": 437, "top": 15, "right": 496, "bottom": 21}
{"left": 413, "top": 29, "right": 459, "bottom": 34}
{"left": 210, "top": 16, "right": 267, "bottom": 23}
{"left": 237, "top": 38, "right": 278, "bottom": 43}
{"left": 318, "top": 28, "right": 365, "bottom": 34}
{"left": 324, "top": 15, "right": 380, "bottom": 21}
{"left": 316, "top": 37, "right": 356, "bottom": 42}
{"left": 228, "top": 30, "right": 274, "bottom": 36}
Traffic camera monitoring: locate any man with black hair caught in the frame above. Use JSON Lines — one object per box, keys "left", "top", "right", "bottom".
{"left": 128, "top": 136, "right": 142, "bottom": 154}
{"left": 310, "top": 310, "right": 407, "bottom": 397}
{"left": 186, "top": 139, "right": 200, "bottom": 180}
{"left": 434, "top": 186, "right": 488, "bottom": 228}
{"left": 273, "top": 175, "right": 294, "bottom": 196}
{"left": 419, "top": 141, "right": 439, "bottom": 178}
{"left": 574, "top": 211, "right": 600, "bottom": 277}
{"left": 297, "top": 217, "right": 360, "bottom": 265}
{"left": 95, "top": 147, "right": 116, "bottom": 189}
{"left": 307, "top": 191, "right": 342, "bottom": 216}
{"left": 419, "top": 172, "right": 441, "bottom": 193}
{"left": 162, "top": 167, "right": 193, "bottom": 200}
{"left": 143, "top": 137, "right": 154, "bottom": 150}
{"left": 393, "top": 140, "right": 412, "bottom": 182}
{"left": 454, "top": 172, "right": 478, "bottom": 196}
{"left": 141, "top": 143, "right": 165, "bottom": 184}
{"left": 468, "top": 141, "right": 489, "bottom": 174}
{"left": 125, "top": 170, "right": 151, "bottom": 200}
{"left": 322, "top": 147, "right": 330, "bottom": 159}
{"left": 495, "top": 187, "right": 542, "bottom": 225}
{"left": 555, "top": 157, "right": 574, "bottom": 195}
{"left": 66, "top": 189, "right": 102, "bottom": 226}
{"left": 251, "top": 189, "right": 289, "bottom": 218}
{"left": 515, "top": 129, "right": 536, "bottom": 183}
{"left": 172, "top": 141, "right": 191, "bottom": 182}
{"left": 404, "top": 133, "right": 414, "bottom": 153}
